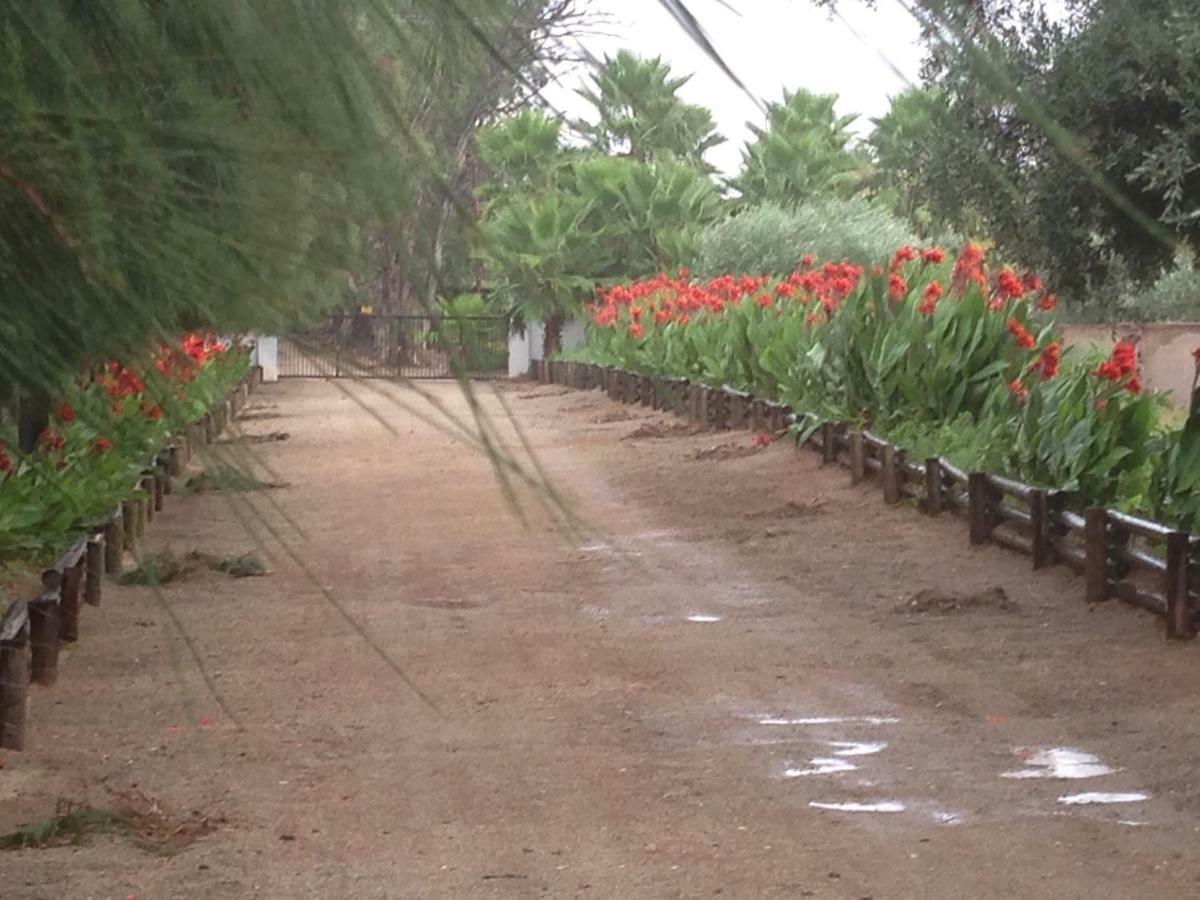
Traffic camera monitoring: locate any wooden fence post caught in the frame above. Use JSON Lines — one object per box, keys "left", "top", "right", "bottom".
{"left": 849, "top": 432, "right": 866, "bottom": 484}
{"left": 1084, "top": 508, "right": 1109, "bottom": 603}
{"left": 105, "top": 512, "right": 124, "bottom": 574}
{"left": 924, "top": 457, "right": 944, "bottom": 515}
{"left": 711, "top": 388, "right": 728, "bottom": 429}
{"left": 58, "top": 563, "right": 83, "bottom": 643}
{"left": 882, "top": 444, "right": 901, "bottom": 504}
{"left": 1030, "top": 489, "right": 1051, "bottom": 569}
{"left": 1165, "top": 532, "right": 1194, "bottom": 640}
{"left": 142, "top": 476, "right": 155, "bottom": 524}
{"left": 624, "top": 372, "right": 639, "bottom": 405}
{"left": 85, "top": 535, "right": 104, "bottom": 607}
{"left": 821, "top": 422, "right": 837, "bottom": 465}
{"left": 29, "top": 590, "right": 59, "bottom": 687}
{"left": 968, "top": 473, "right": 993, "bottom": 545}
{"left": 0, "top": 609, "right": 29, "bottom": 751}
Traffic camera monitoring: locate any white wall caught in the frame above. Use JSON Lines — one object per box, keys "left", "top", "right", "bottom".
{"left": 253, "top": 335, "right": 279, "bottom": 383}
{"left": 508, "top": 319, "right": 587, "bottom": 377}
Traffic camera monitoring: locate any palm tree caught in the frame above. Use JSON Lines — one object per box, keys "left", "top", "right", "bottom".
{"left": 734, "top": 88, "right": 862, "bottom": 206}
{"left": 576, "top": 50, "right": 723, "bottom": 171}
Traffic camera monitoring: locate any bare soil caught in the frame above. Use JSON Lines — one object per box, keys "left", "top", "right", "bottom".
{"left": 4, "top": 378, "right": 1200, "bottom": 899}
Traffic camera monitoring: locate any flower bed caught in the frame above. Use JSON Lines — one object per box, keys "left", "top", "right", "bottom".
{"left": 0, "top": 335, "right": 251, "bottom": 563}
{"left": 578, "top": 245, "right": 1200, "bottom": 533}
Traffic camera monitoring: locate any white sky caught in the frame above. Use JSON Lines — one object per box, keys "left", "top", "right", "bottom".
{"left": 542, "top": 0, "right": 927, "bottom": 175}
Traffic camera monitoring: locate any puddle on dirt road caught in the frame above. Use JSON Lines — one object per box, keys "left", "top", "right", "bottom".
{"left": 758, "top": 716, "right": 900, "bottom": 726}
{"left": 829, "top": 740, "right": 887, "bottom": 757}
{"left": 784, "top": 757, "right": 858, "bottom": 777}
{"left": 809, "top": 801, "right": 906, "bottom": 813}
{"left": 686, "top": 614, "right": 722, "bottom": 623}
{"left": 1058, "top": 791, "right": 1148, "bottom": 805}
{"left": 1001, "top": 748, "right": 1116, "bottom": 780}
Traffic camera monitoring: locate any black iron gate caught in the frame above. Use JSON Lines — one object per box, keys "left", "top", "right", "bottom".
{"left": 279, "top": 314, "right": 508, "bottom": 379}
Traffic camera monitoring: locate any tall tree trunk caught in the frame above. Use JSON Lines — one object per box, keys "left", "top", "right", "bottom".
{"left": 425, "top": 195, "right": 452, "bottom": 312}
{"left": 18, "top": 389, "right": 50, "bottom": 454}
{"left": 542, "top": 311, "right": 564, "bottom": 359}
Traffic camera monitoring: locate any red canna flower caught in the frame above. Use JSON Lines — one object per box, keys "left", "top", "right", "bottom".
{"left": 757, "top": 293, "right": 773, "bottom": 308}
{"left": 630, "top": 306, "right": 643, "bottom": 321}
{"left": 891, "top": 246, "right": 917, "bottom": 269}
{"left": 1126, "top": 376, "right": 1143, "bottom": 394}
{"left": 1007, "top": 318, "right": 1036, "bottom": 350}
{"left": 1111, "top": 340, "right": 1137, "bottom": 375}
{"left": 1021, "top": 272, "right": 1044, "bottom": 293}
{"left": 1095, "top": 360, "right": 1123, "bottom": 381}
{"left": 1037, "top": 293, "right": 1057, "bottom": 311}
{"left": 888, "top": 273, "right": 908, "bottom": 301}
{"left": 1035, "top": 341, "right": 1060, "bottom": 380}
{"left": 1192, "top": 346, "right": 1200, "bottom": 362}
{"left": 923, "top": 280, "right": 944, "bottom": 302}
{"left": 93, "top": 436, "right": 113, "bottom": 454}
{"left": 57, "top": 402, "right": 76, "bottom": 423}
{"left": 995, "top": 268, "right": 1025, "bottom": 301}
{"left": 1009, "top": 378, "right": 1029, "bottom": 402}
{"left": 141, "top": 402, "right": 164, "bottom": 420}
{"left": 629, "top": 322, "right": 645, "bottom": 339}
{"left": 0, "top": 441, "right": 12, "bottom": 476}
{"left": 800, "top": 254, "right": 815, "bottom": 269}
{"left": 39, "top": 428, "right": 65, "bottom": 453}
{"left": 921, "top": 247, "right": 945, "bottom": 265}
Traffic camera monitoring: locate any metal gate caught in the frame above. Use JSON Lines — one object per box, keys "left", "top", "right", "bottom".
{"left": 278, "top": 314, "right": 508, "bottom": 379}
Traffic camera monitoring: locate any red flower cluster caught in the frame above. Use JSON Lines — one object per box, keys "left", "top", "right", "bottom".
{"left": 952, "top": 243, "right": 988, "bottom": 294}
{"left": 38, "top": 428, "right": 65, "bottom": 453}
{"left": 888, "top": 273, "right": 908, "bottom": 301}
{"left": 57, "top": 403, "right": 76, "bottom": 423}
{"left": 1095, "top": 340, "right": 1141, "bottom": 393}
{"left": 592, "top": 263, "right": 865, "bottom": 332}
{"left": 917, "top": 280, "right": 944, "bottom": 315}
{"left": 0, "top": 440, "right": 12, "bottom": 475}
{"left": 1033, "top": 341, "right": 1060, "bottom": 380}
{"left": 993, "top": 268, "right": 1026, "bottom": 305}
{"left": 94, "top": 436, "right": 113, "bottom": 454}
{"left": 99, "top": 362, "right": 145, "bottom": 400}
{"left": 1007, "top": 318, "right": 1036, "bottom": 350}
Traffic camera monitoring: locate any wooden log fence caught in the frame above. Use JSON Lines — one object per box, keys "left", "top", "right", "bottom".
{"left": 0, "top": 365, "right": 263, "bottom": 751}
{"left": 544, "top": 362, "right": 1199, "bottom": 642}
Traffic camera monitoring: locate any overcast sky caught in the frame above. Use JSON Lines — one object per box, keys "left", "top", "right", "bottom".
{"left": 542, "top": 0, "right": 927, "bottom": 175}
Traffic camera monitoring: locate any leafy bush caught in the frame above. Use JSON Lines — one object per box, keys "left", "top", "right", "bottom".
{"left": 1117, "top": 262, "right": 1200, "bottom": 322}
{"left": 694, "top": 200, "right": 919, "bottom": 276}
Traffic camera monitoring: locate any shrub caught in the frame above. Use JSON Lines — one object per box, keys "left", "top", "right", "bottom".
{"left": 694, "top": 200, "right": 919, "bottom": 277}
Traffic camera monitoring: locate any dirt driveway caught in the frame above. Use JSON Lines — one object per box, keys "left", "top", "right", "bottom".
{"left": 4, "top": 377, "right": 1200, "bottom": 899}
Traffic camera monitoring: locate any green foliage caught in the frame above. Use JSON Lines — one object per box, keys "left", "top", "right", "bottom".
{"left": 1116, "top": 260, "right": 1200, "bottom": 322}
{"left": 575, "top": 50, "right": 722, "bottom": 169}
{"left": 573, "top": 155, "right": 723, "bottom": 276}
{"left": 734, "top": 89, "right": 863, "bottom": 206}
{"left": 903, "top": 0, "right": 1200, "bottom": 300}
{"left": 695, "top": 201, "right": 920, "bottom": 276}
{"left": 477, "top": 109, "right": 567, "bottom": 201}
{"left": 867, "top": 87, "right": 950, "bottom": 232}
